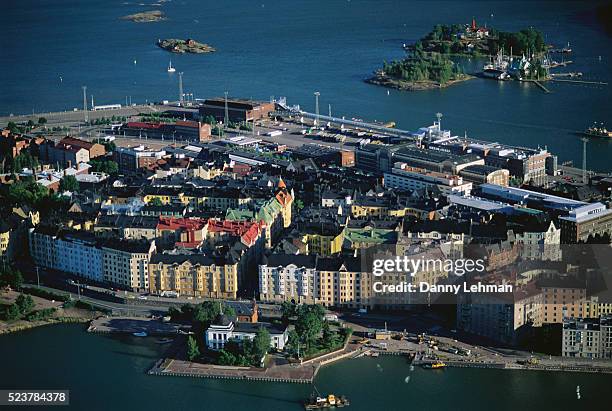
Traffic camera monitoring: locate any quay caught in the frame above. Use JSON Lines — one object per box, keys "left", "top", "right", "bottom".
{"left": 87, "top": 316, "right": 182, "bottom": 335}
{"left": 550, "top": 78, "right": 608, "bottom": 85}
{"left": 148, "top": 339, "right": 362, "bottom": 384}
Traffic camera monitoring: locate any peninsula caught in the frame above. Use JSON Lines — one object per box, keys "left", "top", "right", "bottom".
{"left": 121, "top": 10, "right": 166, "bottom": 23}
{"left": 157, "top": 38, "right": 216, "bottom": 54}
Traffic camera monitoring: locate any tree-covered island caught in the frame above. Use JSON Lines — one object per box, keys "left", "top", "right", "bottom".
{"left": 367, "top": 19, "right": 550, "bottom": 90}
{"left": 366, "top": 42, "right": 471, "bottom": 91}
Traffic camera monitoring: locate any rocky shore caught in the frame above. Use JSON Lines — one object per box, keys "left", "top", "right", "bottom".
{"left": 121, "top": 10, "right": 166, "bottom": 23}
{"left": 157, "top": 38, "right": 216, "bottom": 54}
{"left": 366, "top": 70, "right": 472, "bottom": 91}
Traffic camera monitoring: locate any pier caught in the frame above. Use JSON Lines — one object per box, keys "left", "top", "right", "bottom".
{"left": 550, "top": 78, "right": 608, "bottom": 86}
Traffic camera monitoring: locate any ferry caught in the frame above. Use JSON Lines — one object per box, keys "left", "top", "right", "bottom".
{"left": 422, "top": 361, "right": 446, "bottom": 369}
{"left": 304, "top": 394, "right": 350, "bottom": 410}
{"left": 584, "top": 122, "right": 612, "bottom": 138}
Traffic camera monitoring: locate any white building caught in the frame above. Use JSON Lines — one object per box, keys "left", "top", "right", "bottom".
{"left": 205, "top": 315, "right": 288, "bottom": 351}
{"left": 102, "top": 240, "right": 155, "bottom": 291}
{"left": 258, "top": 255, "right": 317, "bottom": 303}
{"left": 515, "top": 221, "right": 562, "bottom": 261}
{"left": 562, "top": 316, "right": 612, "bottom": 359}
{"left": 384, "top": 162, "right": 472, "bottom": 196}
{"left": 29, "top": 228, "right": 103, "bottom": 282}
{"left": 29, "top": 228, "right": 155, "bottom": 289}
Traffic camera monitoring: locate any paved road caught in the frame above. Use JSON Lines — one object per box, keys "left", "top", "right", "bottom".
{"left": 0, "top": 104, "right": 166, "bottom": 128}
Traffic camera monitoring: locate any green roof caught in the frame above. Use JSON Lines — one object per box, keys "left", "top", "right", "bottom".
{"left": 344, "top": 228, "right": 397, "bottom": 245}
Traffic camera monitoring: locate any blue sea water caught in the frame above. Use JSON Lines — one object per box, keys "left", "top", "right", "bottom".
{"left": 2, "top": 0, "right": 611, "bottom": 169}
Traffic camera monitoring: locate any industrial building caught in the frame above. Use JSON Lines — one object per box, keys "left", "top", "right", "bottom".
{"left": 198, "top": 98, "right": 275, "bottom": 123}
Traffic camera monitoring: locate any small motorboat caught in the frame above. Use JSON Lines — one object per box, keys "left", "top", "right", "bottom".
{"left": 132, "top": 331, "right": 148, "bottom": 337}
{"left": 167, "top": 61, "right": 176, "bottom": 73}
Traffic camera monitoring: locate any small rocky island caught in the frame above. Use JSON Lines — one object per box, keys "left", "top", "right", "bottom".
{"left": 157, "top": 38, "right": 216, "bottom": 54}
{"left": 121, "top": 10, "right": 166, "bottom": 23}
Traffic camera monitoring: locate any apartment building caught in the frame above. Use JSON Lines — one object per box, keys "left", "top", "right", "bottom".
{"left": 148, "top": 253, "right": 239, "bottom": 299}
{"left": 102, "top": 240, "right": 155, "bottom": 291}
{"left": 384, "top": 162, "right": 473, "bottom": 196}
{"left": 258, "top": 254, "right": 317, "bottom": 303}
{"left": 562, "top": 316, "right": 612, "bottom": 359}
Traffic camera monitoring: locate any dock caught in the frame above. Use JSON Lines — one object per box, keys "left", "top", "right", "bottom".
{"left": 533, "top": 80, "right": 551, "bottom": 93}
{"left": 550, "top": 79, "right": 608, "bottom": 86}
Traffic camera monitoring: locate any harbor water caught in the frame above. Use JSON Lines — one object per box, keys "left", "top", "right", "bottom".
{"left": 0, "top": 324, "right": 608, "bottom": 410}
{"left": 2, "top": 0, "right": 612, "bottom": 170}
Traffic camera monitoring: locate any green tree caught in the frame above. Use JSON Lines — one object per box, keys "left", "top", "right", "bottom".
{"left": 187, "top": 335, "right": 200, "bottom": 361}
{"left": 59, "top": 175, "right": 79, "bottom": 192}
{"left": 294, "top": 199, "right": 305, "bottom": 211}
{"left": 38, "top": 117, "right": 47, "bottom": 125}
{"left": 15, "top": 294, "right": 35, "bottom": 314}
{"left": 286, "top": 329, "right": 300, "bottom": 357}
{"left": 89, "top": 159, "right": 119, "bottom": 175}
{"left": 295, "top": 304, "right": 324, "bottom": 350}
{"left": 322, "top": 321, "right": 339, "bottom": 349}
{"left": 7, "top": 179, "right": 48, "bottom": 207}
{"left": 0, "top": 267, "right": 24, "bottom": 290}
{"left": 218, "top": 349, "right": 237, "bottom": 365}
{"left": 4, "top": 304, "right": 22, "bottom": 321}
{"left": 252, "top": 327, "right": 271, "bottom": 359}
{"left": 26, "top": 120, "right": 35, "bottom": 129}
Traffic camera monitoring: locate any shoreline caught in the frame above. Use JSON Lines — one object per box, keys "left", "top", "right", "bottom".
{"left": 0, "top": 316, "right": 90, "bottom": 335}
{"left": 365, "top": 71, "right": 473, "bottom": 91}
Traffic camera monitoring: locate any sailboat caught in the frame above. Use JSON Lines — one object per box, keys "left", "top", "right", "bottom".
{"left": 167, "top": 61, "right": 176, "bottom": 73}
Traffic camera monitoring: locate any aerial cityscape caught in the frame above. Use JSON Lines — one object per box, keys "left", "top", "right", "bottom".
{"left": 1, "top": 0, "right": 611, "bottom": 410}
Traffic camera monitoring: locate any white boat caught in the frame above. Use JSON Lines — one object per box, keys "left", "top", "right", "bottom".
{"left": 132, "top": 331, "right": 147, "bottom": 337}
{"left": 167, "top": 61, "right": 176, "bottom": 73}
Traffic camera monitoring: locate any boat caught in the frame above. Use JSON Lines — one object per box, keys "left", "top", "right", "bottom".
{"left": 304, "top": 386, "right": 349, "bottom": 410}
{"left": 132, "top": 331, "right": 148, "bottom": 337}
{"left": 156, "top": 338, "right": 173, "bottom": 344}
{"left": 584, "top": 122, "right": 612, "bottom": 138}
{"left": 422, "top": 361, "right": 446, "bottom": 369}
{"left": 167, "top": 61, "right": 176, "bottom": 73}
{"left": 304, "top": 394, "right": 350, "bottom": 410}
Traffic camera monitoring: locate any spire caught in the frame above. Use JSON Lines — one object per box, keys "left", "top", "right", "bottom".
{"left": 278, "top": 176, "right": 286, "bottom": 189}
{"left": 471, "top": 17, "right": 476, "bottom": 30}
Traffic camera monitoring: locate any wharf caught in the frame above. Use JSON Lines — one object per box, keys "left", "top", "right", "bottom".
{"left": 149, "top": 340, "right": 362, "bottom": 384}
{"left": 88, "top": 316, "right": 182, "bottom": 335}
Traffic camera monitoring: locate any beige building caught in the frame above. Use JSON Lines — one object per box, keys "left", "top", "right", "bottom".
{"left": 102, "top": 240, "right": 155, "bottom": 291}
{"left": 148, "top": 253, "right": 239, "bottom": 299}
{"left": 457, "top": 284, "right": 543, "bottom": 345}
{"left": 315, "top": 257, "right": 372, "bottom": 309}
{"left": 539, "top": 278, "right": 588, "bottom": 324}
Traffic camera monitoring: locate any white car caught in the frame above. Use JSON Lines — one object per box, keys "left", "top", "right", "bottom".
{"left": 137, "top": 295, "right": 148, "bottom": 300}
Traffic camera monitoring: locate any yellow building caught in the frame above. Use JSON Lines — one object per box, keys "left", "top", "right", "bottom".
{"left": 302, "top": 231, "right": 343, "bottom": 256}
{"left": 540, "top": 278, "right": 588, "bottom": 323}
{"left": 148, "top": 254, "right": 239, "bottom": 299}
{"left": 0, "top": 229, "right": 12, "bottom": 261}
{"left": 316, "top": 257, "right": 372, "bottom": 309}
{"left": 351, "top": 203, "right": 389, "bottom": 219}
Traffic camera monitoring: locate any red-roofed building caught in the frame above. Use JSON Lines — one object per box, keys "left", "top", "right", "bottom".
{"left": 156, "top": 217, "right": 208, "bottom": 248}
{"left": 206, "top": 219, "right": 262, "bottom": 247}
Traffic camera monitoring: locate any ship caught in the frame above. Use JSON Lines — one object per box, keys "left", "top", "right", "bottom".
{"left": 304, "top": 386, "right": 350, "bottom": 410}
{"left": 422, "top": 361, "right": 446, "bottom": 369}
{"left": 304, "top": 394, "right": 350, "bottom": 410}
{"left": 584, "top": 123, "right": 612, "bottom": 138}
{"left": 167, "top": 61, "right": 176, "bottom": 73}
